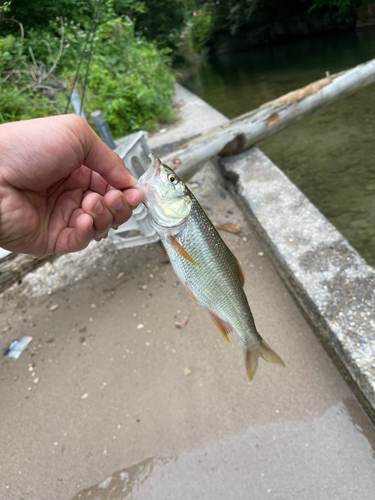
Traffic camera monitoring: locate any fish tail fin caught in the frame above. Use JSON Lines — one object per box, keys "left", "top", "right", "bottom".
{"left": 243, "top": 339, "right": 285, "bottom": 384}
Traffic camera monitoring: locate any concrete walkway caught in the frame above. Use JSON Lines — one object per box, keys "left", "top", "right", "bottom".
{"left": 0, "top": 86, "right": 374, "bottom": 499}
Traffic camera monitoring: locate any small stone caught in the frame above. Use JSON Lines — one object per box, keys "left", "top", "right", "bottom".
{"left": 13, "top": 376, "right": 18, "bottom": 382}
{"left": 31, "top": 371, "right": 36, "bottom": 378}
{"left": 116, "top": 272, "right": 124, "bottom": 280}
{"left": 81, "top": 393, "right": 88, "bottom": 399}
{"left": 28, "top": 365, "right": 34, "bottom": 372}
{"left": 257, "top": 252, "right": 264, "bottom": 256}
{"left": 49, "top": 304, "right": 59, "bottom": 311}
{"left": 137, "top": 324, "right": 144, "bottom": 330}
{"left": 149, "top": 274, "right": 154, "bottom": 278}
{"left": 91, "top": 304, "right": 97, "bottom": 308}
{"left": 183, "top": 368, "right": 191, "bottom": 377}
{"left": 33, "top": 377, "right": 39, "bottom": 384}
{"left": 27, "top": 387, "right": 32, "bottom": 391}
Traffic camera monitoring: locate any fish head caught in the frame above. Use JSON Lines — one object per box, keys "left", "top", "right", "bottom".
{"left": 135, "top": 154, "right": 192, "bottom": 227}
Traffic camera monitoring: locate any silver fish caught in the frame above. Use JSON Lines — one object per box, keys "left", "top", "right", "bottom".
{"left": 135, "top": 154, "right": 285, "bottom": 383}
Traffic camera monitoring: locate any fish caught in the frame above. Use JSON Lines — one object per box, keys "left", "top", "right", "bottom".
{"left": 135, "top": 154, "right": 285, "bottom": 383}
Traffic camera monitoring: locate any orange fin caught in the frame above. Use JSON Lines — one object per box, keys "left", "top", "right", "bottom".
{"left": 243, "top": 339, "right": 285, "bottom": 384}
{"left": 169, "top": 236, "right": 198, "bottom": 268}
{"left": 209, "top": 312, "right": 233, "bottom": 345}
{"left": 185, "top": 285, "right": 198, "bottom": 303}
{"left": 231, "top": 250, "right": 245, "bottom": 285}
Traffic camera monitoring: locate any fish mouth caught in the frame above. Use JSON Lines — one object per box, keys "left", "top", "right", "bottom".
{"left": 134, "top": 153, "right": 161, "bottom": 194}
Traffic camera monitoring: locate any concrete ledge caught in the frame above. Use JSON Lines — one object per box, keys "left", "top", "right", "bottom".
{"left": 219, "top": 148, "right": 375, "bottom": 415}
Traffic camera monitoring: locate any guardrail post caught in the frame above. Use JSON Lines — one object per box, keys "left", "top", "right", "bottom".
{"left": 90, "top": 110, "right": 116, "bottom": 150}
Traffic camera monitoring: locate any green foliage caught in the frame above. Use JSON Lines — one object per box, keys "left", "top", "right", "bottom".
{"left": 0, "top": 0, "right": 176, "bottom": 135}
{"left": 1, "top": 0, "right": 94, "bottom": 30}
{"left": 189, "top": 6, "right": 213, "bottom": 55}
{"left": 0, "top": 1, "right": 11, "bottom": 15}
{"left": 81, "top": 17, "right": 176, "bottom": 136}
{"left": 113, "top": 0, "right": 195, "bottom": 54}
{"left": 306, "top": 0, "right": 359, "bottom": 24}
{"left": 224, "top": 0, "right": 261, "bottom": 36}
{"left": 189, "top": 0, "right": 264, "bottom": 52}
{"left": 0, "top": 88, "right": 56, "bottom": 123}
{"left": 188, "top": 0, "right": 366, "bottom": 53}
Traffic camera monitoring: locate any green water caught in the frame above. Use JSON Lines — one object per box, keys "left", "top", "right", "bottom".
{"left": 181, "top": 33, "right": 375, "bottom": 267}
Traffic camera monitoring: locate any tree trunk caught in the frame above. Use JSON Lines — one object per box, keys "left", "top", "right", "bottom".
{"left": 163, "top": 58, "right": 375, "bottom": 180}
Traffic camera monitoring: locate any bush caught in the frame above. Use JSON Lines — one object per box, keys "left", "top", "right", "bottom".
{"left": 82, "top": 17, "right": 176, "bottom": 136}
{"left": 189, "top": 6, "right": 213, "bottom": 55}
{"left": 0, "top": 1, "right": 176, "bottom": 136}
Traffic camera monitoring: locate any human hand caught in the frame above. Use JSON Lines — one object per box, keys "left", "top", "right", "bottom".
{"left": 0, "top": 115, "right": 143, "bottom": 257}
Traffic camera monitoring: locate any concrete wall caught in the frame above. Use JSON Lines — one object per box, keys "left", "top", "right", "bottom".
{"left": 219, "top": 148, "right": 375, "bottom": 418}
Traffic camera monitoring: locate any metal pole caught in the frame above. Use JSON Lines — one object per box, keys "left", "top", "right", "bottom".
{"left": 90, "top": 110, "right": 116, "bottom": 150}
{"left": 70, "top": 92, "right": 87, "bottom": 121}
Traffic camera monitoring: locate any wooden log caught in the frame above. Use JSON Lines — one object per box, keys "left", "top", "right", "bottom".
{"left": 163, "top": 58, "right": 375, "bottom": 180}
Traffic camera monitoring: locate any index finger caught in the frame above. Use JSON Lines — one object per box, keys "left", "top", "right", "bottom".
{"left": 66, "top": 115, "right": 137, "bottom": 190}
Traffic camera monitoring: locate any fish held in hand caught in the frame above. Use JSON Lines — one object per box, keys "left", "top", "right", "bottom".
{"left": 135, "top": 154, "right": 285, "bottom": 383}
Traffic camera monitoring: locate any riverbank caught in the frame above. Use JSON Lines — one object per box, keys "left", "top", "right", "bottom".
{"left": 0, "top": 85, "right": 374, "bottom": 499}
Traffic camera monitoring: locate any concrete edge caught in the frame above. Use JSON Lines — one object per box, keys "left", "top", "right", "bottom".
{"left": 218, "top": 149, "right": 375, "bottom": 418}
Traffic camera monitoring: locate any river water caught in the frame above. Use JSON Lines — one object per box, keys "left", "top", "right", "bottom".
{"left": 181, "top": 32, "right": 375, "bottom": 267}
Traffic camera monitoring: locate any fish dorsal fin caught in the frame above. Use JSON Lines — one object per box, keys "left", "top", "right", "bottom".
{"left": 168, "top": 235, "right": 198, "bottom": 268}
{"left": 231, "top": 250, "right": 245, "bottom": 285}
{"left": 209, "top": 311, "right": 233, "bottom": 345}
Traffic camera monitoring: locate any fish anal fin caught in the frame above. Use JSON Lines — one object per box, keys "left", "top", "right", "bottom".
{"left": 169, "top": 236, "right": 198, "bottom": 268}
{"left": 209, "top": 312, "right": 233, "bottom": 345}
{"left": 185, "top": 285, "right": 198, "bottom": 303}
{"left": 243, "top": 339, "right": 285, "bottom": 384}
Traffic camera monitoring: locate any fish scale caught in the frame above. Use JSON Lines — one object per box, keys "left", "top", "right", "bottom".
{"left": 163, "top": 192, "right": 259, "bottom": 351}
{"left": 136, "top": 154, "right": 285, "bottom": 383}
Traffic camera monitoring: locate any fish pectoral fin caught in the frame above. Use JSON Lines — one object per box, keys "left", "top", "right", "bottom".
{"left": 243, "top": 339, "right": 285, "bottom": 384}
{"left": 230, "top": 250, "right": 245, "bottom": 285}
{"left": 168, "top": 235, "right": 198, "bottom": 268}
{"left": 209, "top": 312, "right": 233, "bottom": 345}
{"left": 185, "top": 285, "right": 198, "bottom": 303}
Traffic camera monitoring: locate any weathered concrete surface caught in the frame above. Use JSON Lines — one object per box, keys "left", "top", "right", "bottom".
{"left": 220, "top": 148, "right": 375, "bottom": 416}
{"left": 1, "top": 162, "right": 375, "bottom": 500}
{"left": 0, "top": 85, "right": 375, "bottom": 500}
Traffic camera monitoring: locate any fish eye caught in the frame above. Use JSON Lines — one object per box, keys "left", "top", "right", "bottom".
{"left": 168, "top": 174, "right": 178, "bottom": 184}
